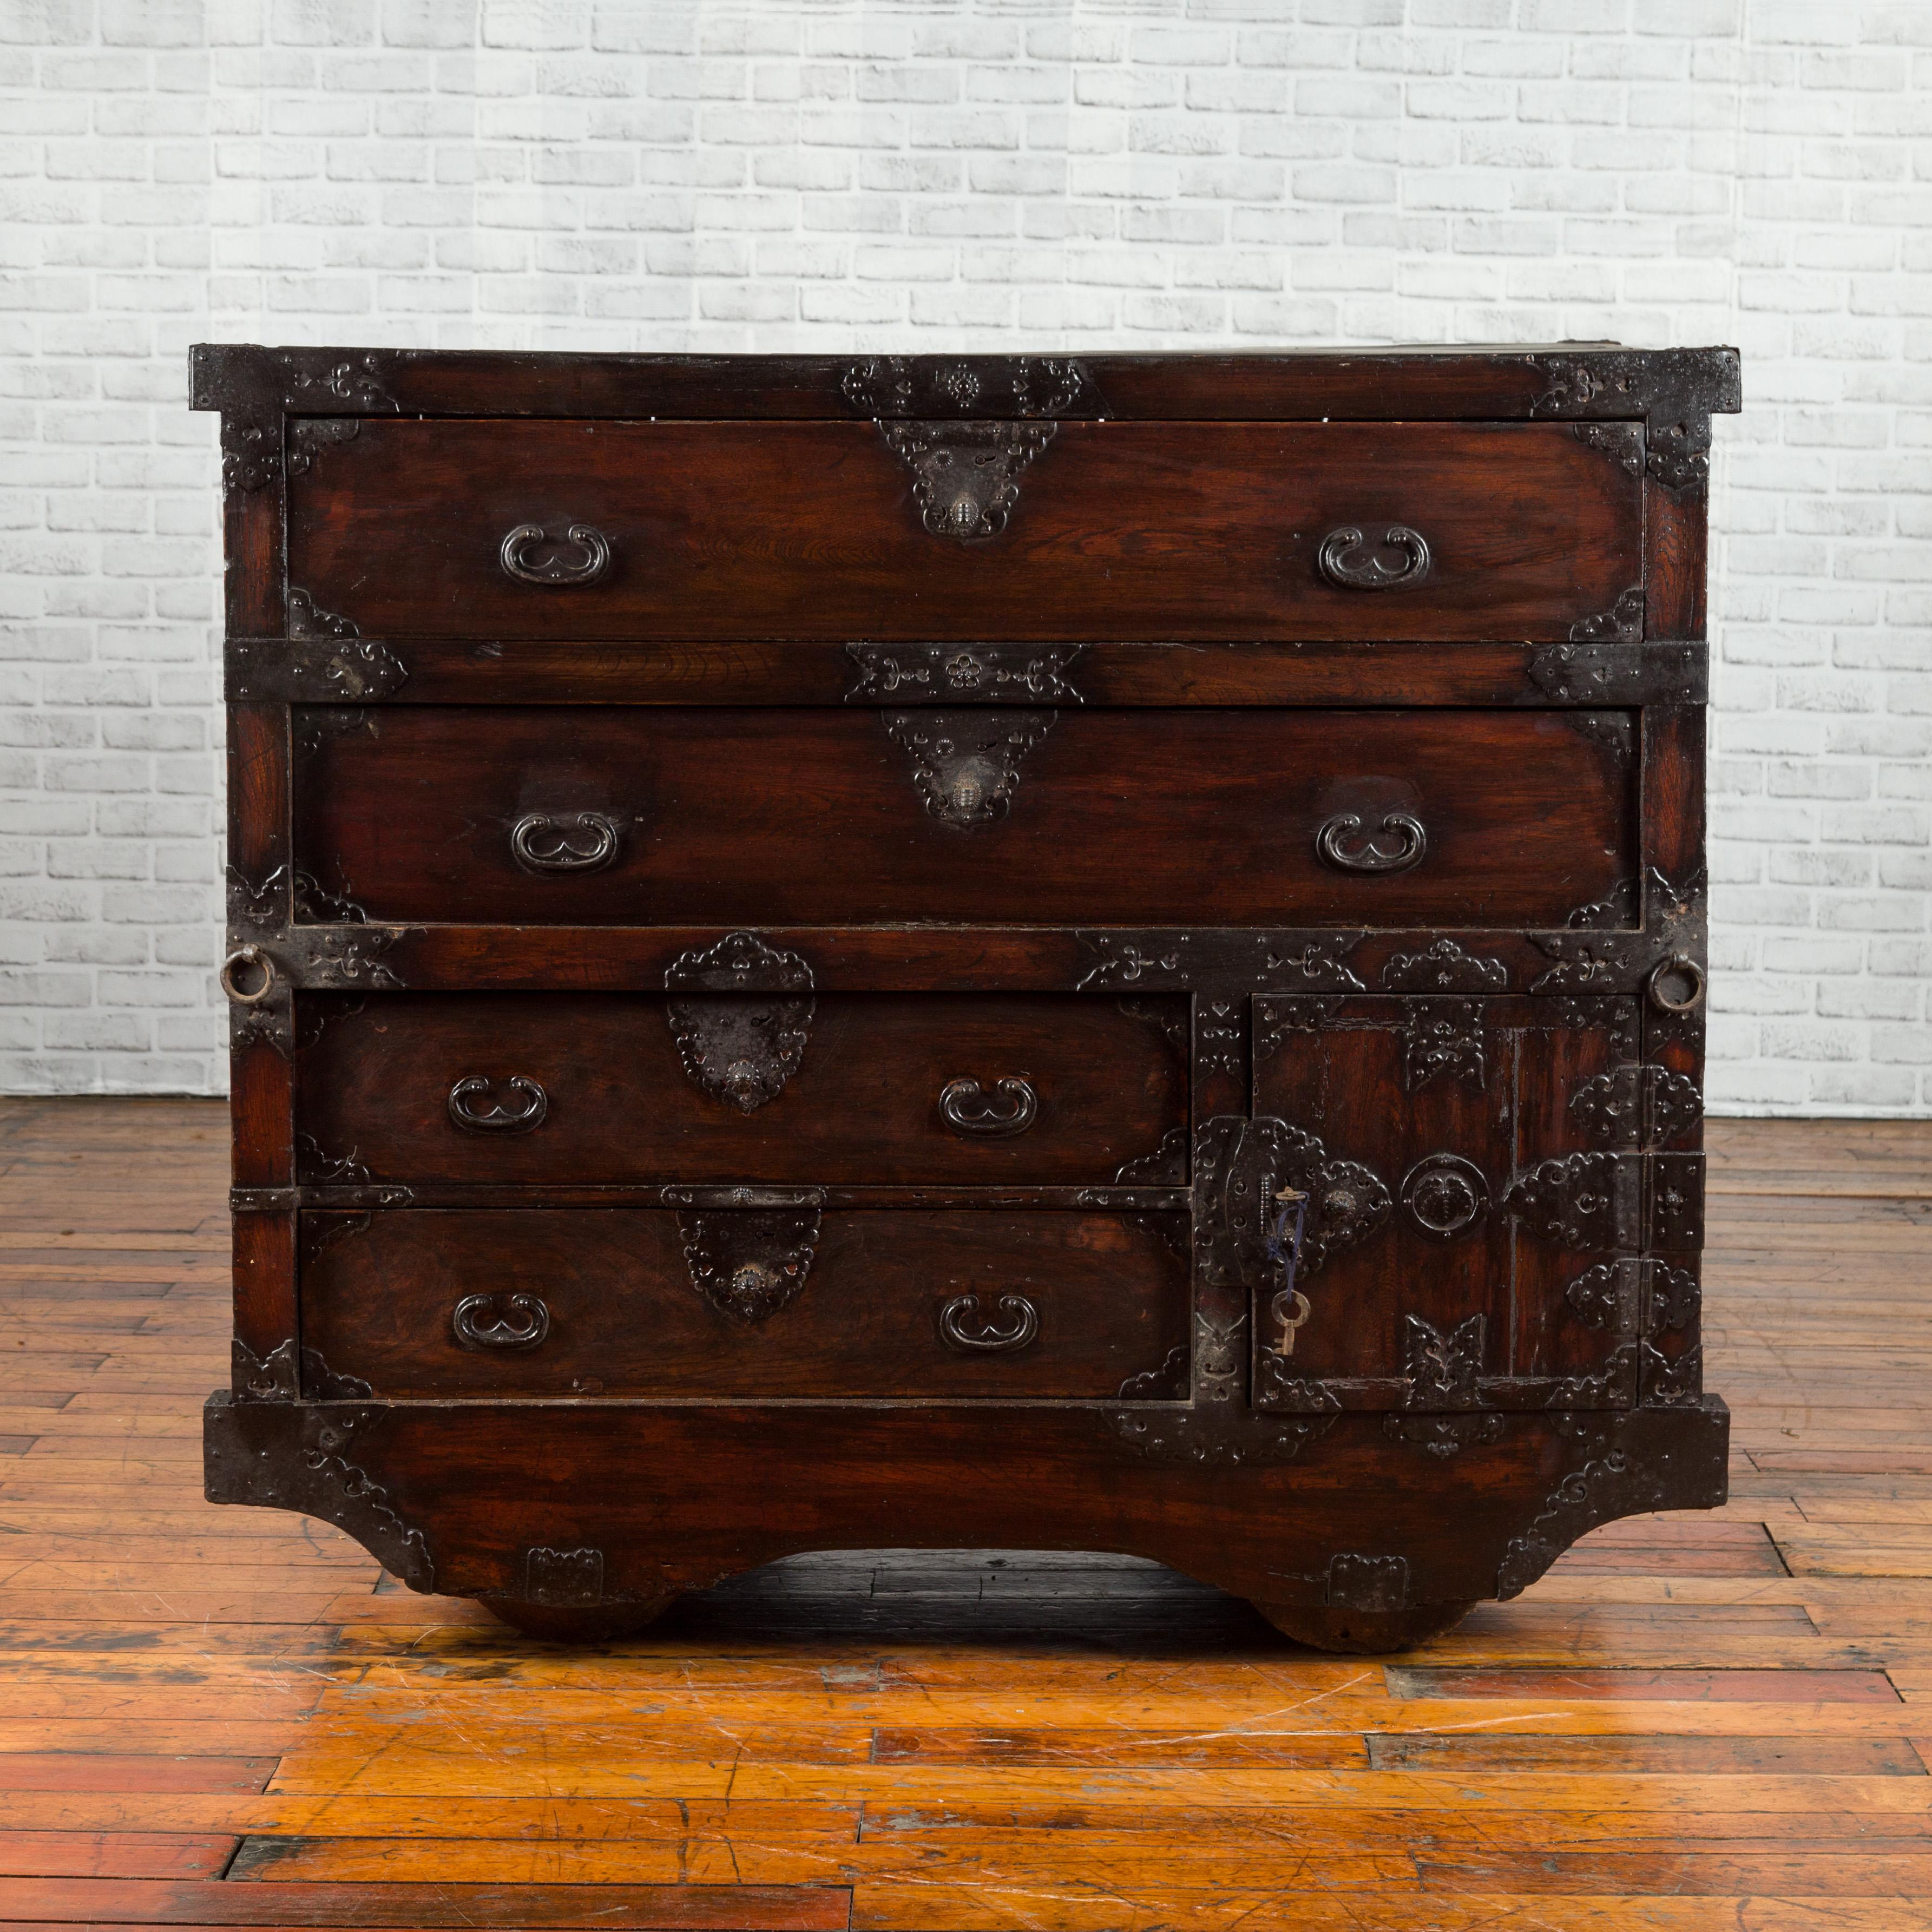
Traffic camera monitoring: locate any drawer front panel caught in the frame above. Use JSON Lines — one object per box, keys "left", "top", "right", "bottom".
{"left": 298, "top": 1208, "right": 1189, "bottom": 1401}
{"left": 1250, "top": 994, "right": 1653, "bottom": 1411}
{"left": 295, "top": 993, "right": 1187, "bottom": 1186}
{"left": 294, "top": 707, "right": 1636, "bottom": 930}
{"left": 285, "top": 419, "right": 1642, "bottom": 642}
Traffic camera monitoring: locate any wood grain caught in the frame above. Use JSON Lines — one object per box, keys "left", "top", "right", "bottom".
{"left": 286, "top": 419, "right": 1643, "bottom": 643}
{"left": 298, "top": 1207, "right": 1190, "bottom": 1401}
{"left": 294, "top": 991, "right": 1187, "bottom": 1188}
{"left": 291, "top": 705, "right": 1639, "bottom": 930}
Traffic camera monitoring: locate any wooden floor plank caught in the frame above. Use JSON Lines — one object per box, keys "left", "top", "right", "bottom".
{"left": 1, "top": 1098, "right": 1929, "bottom": 1930}
{"left": 0, "top": 1832, "right": 238, "bottom": 1879}
{"left": 0, "top": 1878, "right": 851, "bottom": 1928}
{"left": 0, "top": 1758, "right": 280, "bottom": 1794}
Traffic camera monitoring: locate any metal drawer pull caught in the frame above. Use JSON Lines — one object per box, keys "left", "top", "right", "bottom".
{"left": 220, "top": 945, "right": 275, "bottom": 1004}
{"left": 500, "top": 522, "right": 612, "bottom": 587}
{"left": 510, "top": 812, "right": 619, "bottom": 874}
{"left": 1647, "top": 954, "right": 1706, "bottom": 1015}
{"left": 1316, "top": 811, "right": 1427, "bottom": 876}
{"left": 939, "top": 1075, "right": 1038, "bottom": 1138}
{"left": 448, "top": 1075, "right": 549, "bottom": 1134}
{"left": 1317, "top": 524, "right": 1431, "bottom": 590}
{"left": 939, "top": 1292, "right": 1039, "bottom": 1354}
{"left": 452, "top": 1292, "right": 550, "bottom": 1351}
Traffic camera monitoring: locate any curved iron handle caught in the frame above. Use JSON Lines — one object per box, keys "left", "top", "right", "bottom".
{"left": 1317, "top": 524, "right": 1431, "bottom": 590}
{"left": 939, "top": 1075, "right": 1038, "bottom": 1139}
{"left": 1316, "top": 811, "right": 1428, "bottom": 876}
{"left": 448, "top": 1075, "right": 549, "bottom": 1134}
{"left": 500, "top": 522, "right": 612, "bottom": 587}
{"left": 510, "top": 812, "right": 619, "bottom": 875}
{"left": 939, "top": 1292, "right": 1039, "bottom": 1355}
{"left": 452, "top": 1292, "right": 550, "bottom": 1351}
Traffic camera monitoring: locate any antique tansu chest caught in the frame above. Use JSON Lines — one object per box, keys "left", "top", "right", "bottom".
{"left": 198, "top": 344, "right": 1738, "bottom": 1651}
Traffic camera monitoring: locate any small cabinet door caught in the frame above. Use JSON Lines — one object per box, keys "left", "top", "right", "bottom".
{"left": 1248, "top": 993, "right": 1699, "bottom": 1436}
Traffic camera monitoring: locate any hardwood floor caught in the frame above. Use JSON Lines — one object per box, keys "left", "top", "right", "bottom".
{"left": 0, "top": 1097, "right": 1928, "bottom": 1929}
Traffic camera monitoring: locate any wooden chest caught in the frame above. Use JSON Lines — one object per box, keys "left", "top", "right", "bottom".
{"left": 197, "top": 345, "right": 1738, "bottom": 1651}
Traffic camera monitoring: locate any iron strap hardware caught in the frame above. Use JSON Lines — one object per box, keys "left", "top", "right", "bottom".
{"left": 1197, "top": 1115, "right": 1388, "bottom": 1288}
{"left": 1506, "top": 1151, "right": 1706, "bottom": 1253}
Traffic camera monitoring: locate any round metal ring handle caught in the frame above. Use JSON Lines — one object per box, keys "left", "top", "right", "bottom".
{"left": 510, "top": 812, "right": 620, "bottom": 875}
{"left": 1647, "top": 954, "right": 1706, "bottom": 1015}
{"left": 500, "top": 522, "right": 612, "bottom": 587}
{"left": 939, "top": 1075, "right": 1039, "bottom": 1139}
{"left": 452, "top": 1292, "right": 551, "bottom": 1351}
{"left": 939, "top": 1292, "right": 1039, "bottom": 1355}
{"left": 448, "top": 1075, "right": 549, "bottom": 1134}
{"left": 219, "top": 945, "right": 276, "bottom": 1005}
{"left": 1399, "top": 1154, "right": 1491, "bottom": 1241}
{"left": 1316, "top": 811, "right": 1428, "bottom": 876}
{"left": 1317, "top": 524, "right": 1431, "bottom": 590}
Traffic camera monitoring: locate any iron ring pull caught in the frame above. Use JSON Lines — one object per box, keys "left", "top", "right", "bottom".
{"left": 1316, "top": 811, "right": 1428, "bottom": 875}
{"left": 510, "top": 812, "right": 620, "bottom": 875}
{"left": 939, "top": 1075, "right": 1039, "bottom": 1138}
{"left": 1647, "top": 953, "right": 1706, "bottom": 1015}
{"left": 1317, "top": 524, "right": 1431, "bottom": 590}
{"left": 219, "top": 945, "right": 275, "bottom": 1004}
{"left": 939, "top": 1292, "right": 1039, "bottom": 1355}
{"left": 448, "top": 1075, "right": 549, "bottom": 1134}
{"left": 452, "top": 1292, "right": 550, "bottom": 1351}
{"left": 500, "top": 522, "right": 612, "bottom": 587}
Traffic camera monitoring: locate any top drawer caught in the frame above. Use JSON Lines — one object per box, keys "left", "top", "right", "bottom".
{"left": 285, "top": 420, "right": 1644, "bottom": 643}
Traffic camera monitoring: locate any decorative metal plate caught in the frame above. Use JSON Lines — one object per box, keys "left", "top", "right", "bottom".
{"left": 1195, "top": 1115, "right": 1389, "bottom": 1287}
{"left": 878, "top": 422, "right": 1056, "bottom": 540}
{"left": 1399, "top": 998, "right": 1487, "bottom": 1092}
{"left": 1569, "top": 1063, "right": 1703, "bottom": 1148}
{"left": 675, "top": 1199, "right": 823, "bottom": 1325}
{"left": 845, "top": 644, "right": 1084, "bottom": 704}
{"left": 842, "top": 355, "right": 1096, "bottom": 419}
{"left": 664, "top": 932, "right": 815, "bottom": 1114}
{"left": 884, "top": 709, "right": 1055, "bottom": 827}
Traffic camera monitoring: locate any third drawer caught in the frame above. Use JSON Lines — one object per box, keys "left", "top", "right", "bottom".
{"left": 295, "top": 992, "right": 1189, "bottom": 1187}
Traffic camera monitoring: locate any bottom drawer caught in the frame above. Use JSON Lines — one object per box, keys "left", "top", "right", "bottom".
{"left": 298, "top": 1208, "right": 1188, "bottom": 1402}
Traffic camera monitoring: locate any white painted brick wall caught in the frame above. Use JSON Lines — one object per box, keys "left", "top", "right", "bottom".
{"left": 1, "top": 0, "right": 1927, "bottom": 1112}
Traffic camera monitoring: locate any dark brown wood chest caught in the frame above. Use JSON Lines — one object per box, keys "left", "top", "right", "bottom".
{"left": 196, "top": 345, "right": 1738, "bottom": 1650}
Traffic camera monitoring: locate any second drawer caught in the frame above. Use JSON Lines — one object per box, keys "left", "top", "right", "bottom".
{"left": 295, "top": 992, "right": 1188, "bottom": 1186}
{"left": 292, "top": 707, "right": 1638, "bottom": 931}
